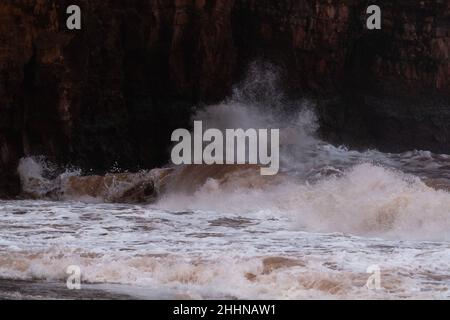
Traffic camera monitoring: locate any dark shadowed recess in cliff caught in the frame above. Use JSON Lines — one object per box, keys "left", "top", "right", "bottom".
{"left": 36, "top": 1, "right": 196, "bottom": 174}
{"left": 230, "top": 0, "right": 325, "bottom": 96}
{"left": 318, "top": 0, "right": 450, "bottom": 153}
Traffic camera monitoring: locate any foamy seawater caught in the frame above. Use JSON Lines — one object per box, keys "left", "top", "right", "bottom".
{"left": 0, "top": 194, "right": 449, "bottom": 299}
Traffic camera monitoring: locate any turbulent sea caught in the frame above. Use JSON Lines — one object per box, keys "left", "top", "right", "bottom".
{"left": 1, "top": 67, "right": 450, "bottom": 299}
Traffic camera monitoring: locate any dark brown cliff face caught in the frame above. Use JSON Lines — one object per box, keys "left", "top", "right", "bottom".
{"left": 0, "top": 0, "right": 449, "bottom": 197}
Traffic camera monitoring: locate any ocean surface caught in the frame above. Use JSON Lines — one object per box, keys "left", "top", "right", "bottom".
{"left": 1, "top": 68, "right": 450, "bottom": 299}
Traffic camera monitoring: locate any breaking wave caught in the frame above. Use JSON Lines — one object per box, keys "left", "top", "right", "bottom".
{"left": 15, "top": 62, "right": 450, "bottom": 242}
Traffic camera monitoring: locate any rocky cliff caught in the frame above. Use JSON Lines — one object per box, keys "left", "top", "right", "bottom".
{"left": 1, "top": 0, "right": 449, "bottom": 197}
